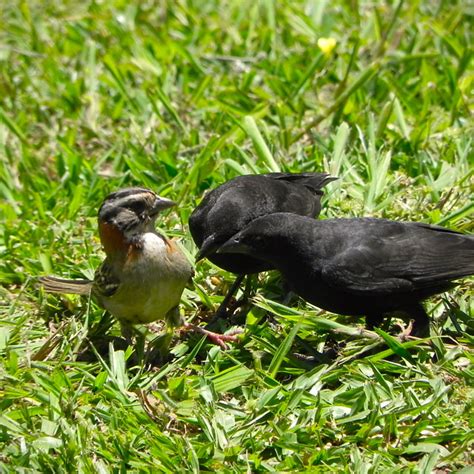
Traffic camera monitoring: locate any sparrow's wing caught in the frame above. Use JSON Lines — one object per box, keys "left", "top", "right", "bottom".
{"left": 93, "top": 261, "right": 121, "bottom": 297}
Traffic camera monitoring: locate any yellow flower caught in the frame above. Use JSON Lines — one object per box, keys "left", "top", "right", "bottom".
{"left": 317, "top": 37, "right": 337, "bottom": 55}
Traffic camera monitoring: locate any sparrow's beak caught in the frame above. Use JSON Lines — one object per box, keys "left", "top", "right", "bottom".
{"left": 195, "top": 234, "right": 219, "bottom": 262}
{"left": 150, "top": 196, "right": 176, "bottom": 216}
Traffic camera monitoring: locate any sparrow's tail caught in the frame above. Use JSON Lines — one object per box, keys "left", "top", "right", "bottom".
{"left": 39, "top": 276, "right": 93, "bottom": 295}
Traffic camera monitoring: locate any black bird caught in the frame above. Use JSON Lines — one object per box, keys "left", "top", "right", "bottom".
{"left": 217, "top": 213, "right": 474, "bottom": 335}
{"left": 189, "top": 172, "right": 336, "bottom": 318}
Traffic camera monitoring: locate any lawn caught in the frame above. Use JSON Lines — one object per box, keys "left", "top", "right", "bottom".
{"left": 0, "top": 0, "right": 473, "bottom": 472}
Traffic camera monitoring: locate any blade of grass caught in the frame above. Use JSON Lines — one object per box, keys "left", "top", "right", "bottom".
{"left": 0, "top": 106, "right": 27, "bottom": 144}
{"left": 294, "top": 60, "right": 381, "bottom": 141}
{"left": 268, "top": 318, "right": 303, "bottom": 378}
{"left": 240, "top": 115, "right": 280, "bottom": 172}
{"left": 148, "top": 87, "right": 187, "bottom": 134}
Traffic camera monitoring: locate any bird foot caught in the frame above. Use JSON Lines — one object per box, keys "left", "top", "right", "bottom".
{"left": 397, "top": 320, "right": 414, "bottom": 341}
{"left": 181, "top": 323, "right": 242, "bottom": 350}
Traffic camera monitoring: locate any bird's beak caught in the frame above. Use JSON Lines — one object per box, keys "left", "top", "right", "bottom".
{"left": 216, "top": 236, "right": 252, "bottom": 255}
{"left": 150, "top": 196, "right": 176, "bottom": 216}
{"left": 195, "top": 234, "right": 219, "bottom": 262}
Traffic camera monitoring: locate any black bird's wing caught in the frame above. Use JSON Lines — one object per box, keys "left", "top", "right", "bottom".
{"left": 321, "top": 245, "right": 415, "bottom": 294}
{"left": 320, "top": 220, "right": 474, "bottom": 295}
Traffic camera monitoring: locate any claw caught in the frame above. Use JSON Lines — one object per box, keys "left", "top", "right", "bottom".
{"left": 181, "top": 323, "right": 242, "bottom": 349}
{"left": 398, "top": 319, "right": 414, "bottom": 341}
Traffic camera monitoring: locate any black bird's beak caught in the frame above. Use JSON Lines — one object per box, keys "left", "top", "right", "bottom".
{"left": 150, "top": 196, "right": 176, "bottom": 216}
{"left": 216, "top": 236, "right": 252, "bottom": 255}
{"left": 195, "top": 234, "right": 220, "bottom": 262}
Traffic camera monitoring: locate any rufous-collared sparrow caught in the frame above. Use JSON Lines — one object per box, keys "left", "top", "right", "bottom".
{"left": 40, "top": 187, "right": 238, "bottom": 358}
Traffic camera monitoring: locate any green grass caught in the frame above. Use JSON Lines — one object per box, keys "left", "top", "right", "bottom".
{"left": 1, "top": 0, "right": 473, "bottom": 471}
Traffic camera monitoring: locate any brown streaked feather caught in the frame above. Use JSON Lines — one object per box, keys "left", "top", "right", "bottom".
{"left": 39, "top": 276, "right": 93, "bottom": 295}
{"left": 93, "top": 261, "right": 121, "bottom": 297}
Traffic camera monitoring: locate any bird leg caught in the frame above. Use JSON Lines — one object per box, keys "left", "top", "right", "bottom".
{"left": 392, "top": 305, "right": 430, "bottom": 338}
{"left": 180, "top": 323, "right": 242, "bottom": 350}
{"left": 120, "top": 322, "right": 135, "bottom": 345}
{"left": 366, "top": 304, "right": 430, "bottom": 339}
{"left": 404, "top": 304, "right": 430, "bottom": 337}
{"left": 206, "top": 273, "right": 246, "bottom": 326}
{"left": 365, "top": 314, "right": 381, "bottom": 331}
{"left": 398, "top": 320, "right": 414, "bottom": 341}
{"left": 119, "top": 322, "right": 148, "bottom": 363}
{"left": 218, "top": 273, "right": 246, "bottom": 316}
{"left": 145, "top": 306, "right": 182, "bottom": 364}
{"left": 146, "top": 328, "right": 174, "bottom": 365}
{"left": 365, "top": 312, "right": 395, "bottom": 333}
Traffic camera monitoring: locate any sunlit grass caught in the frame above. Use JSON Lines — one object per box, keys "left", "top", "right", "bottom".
{"left": 0, "top": 0, "right": 473, "bottom": 471}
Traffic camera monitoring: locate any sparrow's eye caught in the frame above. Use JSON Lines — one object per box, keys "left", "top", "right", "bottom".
{"left": 127, "top": 200, "right": 147, "bottom": 216}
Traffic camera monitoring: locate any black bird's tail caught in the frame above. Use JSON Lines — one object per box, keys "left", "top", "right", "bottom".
{"left": 268, "top": 172, "right": 337, "bottom": 193}
{"left": 411, "top": 225, "right": 474, "bottom": 285}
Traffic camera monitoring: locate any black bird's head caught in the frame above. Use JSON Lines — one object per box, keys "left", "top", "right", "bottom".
{"left": 217, "top": 213, "right": 293, "bottom": 265}
{"left": 98, "top": 187, "right": 176, "bottom": 252}
{"left": 192, "top": 192, "right": 254, "bottom": 262}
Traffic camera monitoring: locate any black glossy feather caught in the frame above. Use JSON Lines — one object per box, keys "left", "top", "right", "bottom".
{"left": 218, "top": 213, "right": 474, "bottom": 334}
{"left": 189, "top": 172, "right": 335, "bottom": 274}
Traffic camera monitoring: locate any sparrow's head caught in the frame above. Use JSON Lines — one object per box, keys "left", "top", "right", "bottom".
{"left": 98, "top": 187, "right": 176, "bottom": 251}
